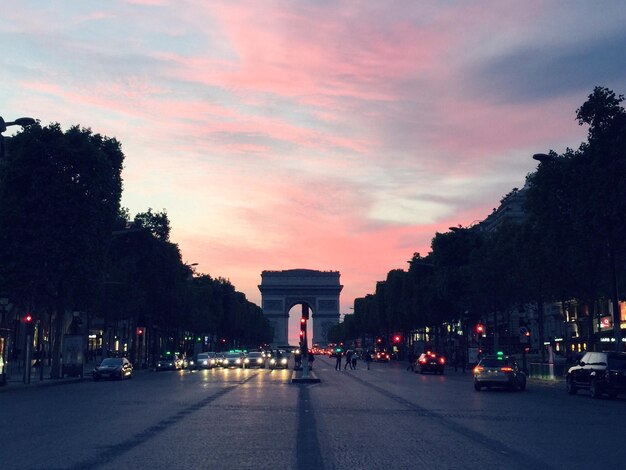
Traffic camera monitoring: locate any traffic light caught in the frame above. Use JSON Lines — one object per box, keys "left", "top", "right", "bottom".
{"left": 23, "top": 313, "right": 34, "bottom": 334}
{"left": 393, "top": 335, "right": 401, "bottom": 343}
{"left": 376, "top": 338, "right": 382, "bottom": 344}
{"left": 475, "top": 323, "right": 484, "bottom": 334}
{"left": 136, "top": 327, "right": 144, "bottom": 336}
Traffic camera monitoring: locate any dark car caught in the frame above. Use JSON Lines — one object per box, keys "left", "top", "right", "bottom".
{"left": 93, "top": 357, "right": 133, "bottom": 381}
{"left": 156, "top": 354, "right": 184, "bottom": 371}
{"left": 473, "top": 354, "right": 526, "bottom": 391}
{"left": 194, "top": 352, "right": 218, "bottom": 369}
{"left": 374, "top": 351, "right": 390, "bottom": 362}
{"left": 245, "top": 351, "right": 266, "bottom": 368}
{"left": 269, "top": 353, "right": 289, "bottom": 369}
{"left": 221, "top": 352, "right": 245, "bottom": 368}
{"left": 417, "top": 351, "right": 446, "bottom": 375}
{"left": 566, "top": 351, "right": 626, "bottom": 398}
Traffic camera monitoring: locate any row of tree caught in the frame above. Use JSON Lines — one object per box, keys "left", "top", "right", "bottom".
{"left": 0, "top": 123, "right": 271, "bottom": 376}
{"left": 330, "top": 87, "right": 626, "bottom": 351}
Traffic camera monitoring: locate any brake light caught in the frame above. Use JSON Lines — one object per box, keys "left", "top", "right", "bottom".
{"left": 501, "top": 366, "right": 513, "bottom": 372}
{"left": 419, "top": 358, "right": 426, "bottom": 364}
{"left": 473, "top": 366, "right": 483, "bottom": 374}
{"left": 439, "top": 357, "right": 445, "bottom": 364}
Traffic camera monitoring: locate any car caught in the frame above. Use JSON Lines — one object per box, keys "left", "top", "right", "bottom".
{"left": 417, "top": 351, "right": 446, "bottom": 375}
{"left": 269, "top": 353, "right": 289, "bottom": 369}
{"left": 156, "top": 353, "right": 184, "bottom": 371}
{"left": 194, "top": 352, "right": 218, "bottom": 369}
{"left": 566, "top": 351, "right": 626, "bottom": 398}
{"left": 245, "top": 351, "right": 266, "bottom": 368}
{"left": 374, "top": 351, "right": 390, "bottom": 362}
{"left": 221, "top": 352, "right": 246, "bottom": 368}
{"left": 473, "top": 353, "right": 526, "bottom": 391}
{"left": 93, "top": 357, "right": 133, "bottom": 381}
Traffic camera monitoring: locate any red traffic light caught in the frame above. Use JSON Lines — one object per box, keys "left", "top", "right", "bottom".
{"left": 300, "top": 317, "right": 306, "bottom": 324}
{"left": 23, "top": 313, "right": 33, "bottom": 323}
{"left": 376, "top": 338, "right": 382, "bottom": 343}
{"left": 393, "top": 335, "right": 401, "bottom": 343}
{"left": 475, "top": 323, "right": 484, "bottom": 334}
{"left": 136, "top": 327, "right": 144, "bottom": 335}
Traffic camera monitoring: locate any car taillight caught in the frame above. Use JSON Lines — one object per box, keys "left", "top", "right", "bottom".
{"left": 419, "top": 359, "right": 426, "bottom": 364}
{"left": 501, "top": 366, "right": 513, "bottom": 372}
{"left": 473, "top": 366, "right": 483, "bottom": 374}
{"left": 439, "top": 358, "right": 445, "bottom": 364}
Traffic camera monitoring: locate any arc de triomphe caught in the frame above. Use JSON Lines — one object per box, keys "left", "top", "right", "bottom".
{"left": 258, "top": 269, "right": 342, "bottom": 346}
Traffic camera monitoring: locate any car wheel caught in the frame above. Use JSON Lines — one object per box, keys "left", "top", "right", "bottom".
{"left": 566, "top": 376, "right": 577, "bottom": 395}
{"left": 590, "top": 379, "right": 602, "bottom": 399}
{"left": 474, "top": 381, "right": 481, "bottom": 391}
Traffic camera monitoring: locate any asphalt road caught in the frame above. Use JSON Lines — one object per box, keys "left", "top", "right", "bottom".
{"left": 1, "top": 357, "right": 625, "bottom": 470}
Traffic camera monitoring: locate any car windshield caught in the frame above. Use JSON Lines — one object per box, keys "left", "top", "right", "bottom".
{"left": 159, "top": 356, "right": 174, "bottom": 361}
{"left": 608, "top": 355, "right": 626, "bottom": 370}
{"left": 248, "top": 352, "right": 263, "bottom": 358}
{"left": 225, "top": 354, "right": 241, "bottom": 359}
{"left": 101, "top": 358, "right": 122, "bottom": 366}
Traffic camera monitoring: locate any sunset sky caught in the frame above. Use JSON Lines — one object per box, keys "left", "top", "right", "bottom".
{"left": 2, "top": 1, "right": 626, "bottom": 341}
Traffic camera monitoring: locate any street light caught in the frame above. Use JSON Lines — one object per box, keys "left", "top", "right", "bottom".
{"left": 0, "top": 116, "right": 37, "bottom": 160}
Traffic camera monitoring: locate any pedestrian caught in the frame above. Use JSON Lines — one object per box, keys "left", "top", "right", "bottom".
{"left": 364, "top": 350, "right": 372, "bottom": 370}
{"left": 351, "top": 352, "right": 358, "bottom": 369}
{"left": 406, "top": 351, "right": 415, "bottom": 372}
{"left": 335, "top": 350, "right": 342, "bottom": 370}
{"left": 344, "top": 349, "right": 353, "bottom": 370}
{"left": 308, "top": 351, "right": 315, "bottom": 370}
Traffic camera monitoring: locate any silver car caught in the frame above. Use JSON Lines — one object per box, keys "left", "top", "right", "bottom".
{"left": 473, "top": 354, "right": 526, "bottom": 391}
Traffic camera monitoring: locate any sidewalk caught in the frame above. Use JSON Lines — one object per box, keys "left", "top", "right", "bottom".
{"left": 1, "top": 361, "right": 111, "bottom": 393}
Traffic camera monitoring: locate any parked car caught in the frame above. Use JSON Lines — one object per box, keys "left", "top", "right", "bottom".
{"left": 566, "top": 351, "right": 626, "bottom": 398}
{"left": 93, "top": 357, "right": 133, "bottom": 381}
{"left": 416, "top": 351, "right": 446, "bottom": 375}
{"left": 156, "top": 353, "right": 184, "bottom": 371}
{"left": 473, "top": 354, "right": 526, "bottom": 391}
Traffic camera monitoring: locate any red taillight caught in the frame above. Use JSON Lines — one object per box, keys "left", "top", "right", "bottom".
{"left": 419, "top": 358, "right": 426, "bottom": 364}
{"left": 473, "top": 366, "right": 483, "bottom": 374}
{"left": 439, "top": 357, "right": 445, "bottom": 364}
{"left": 501, "top": 366, "right": 513, "bottom": 372}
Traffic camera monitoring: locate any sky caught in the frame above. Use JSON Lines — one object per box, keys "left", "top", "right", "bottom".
{"left": 2, "top": 1, "right": 626, "bottom": 342}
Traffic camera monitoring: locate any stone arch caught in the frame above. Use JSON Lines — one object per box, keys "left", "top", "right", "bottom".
{"left": 258, "top": 269, "right": 342, "bottom": 347}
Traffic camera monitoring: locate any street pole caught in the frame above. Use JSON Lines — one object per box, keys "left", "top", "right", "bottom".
{"left": 301, "top": 305, "right": 309, "bottom": 379}
{"left": 609, "top": 243, "right": 622, "bottom": 351}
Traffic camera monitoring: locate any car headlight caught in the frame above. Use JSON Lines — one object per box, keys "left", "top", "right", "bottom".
{"left": 244, "top": 359, "right": 249, "bottom": 364}
{"left": 281, "top": 358, "right": 287, "bottom": 364}
{"left": 236, "top": 359, "right": 241, "bottom": 364}
{"left": 210, "top": 359, "right": 215, "bottom": 364}
{"left": 202, "top": 360, "right": 208, "bottom": 365}
{"left": 257, "top": 359, "right": 263, "bottom": 363}
{"left": 168, "top": 362, "right": 173, "bottom": 366}
{"left": 189, "top": 360, "right": 195, "bottom": 365}
{"left": 270, "top": 359, "right": 276, "bottom": 364}
{"left": 223, "top": 359, "right": 229, "bottom": 364}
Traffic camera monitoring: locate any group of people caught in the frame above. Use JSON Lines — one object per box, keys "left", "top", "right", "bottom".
{"left": 334, "top": 349, "right": 373, "bottom": 371}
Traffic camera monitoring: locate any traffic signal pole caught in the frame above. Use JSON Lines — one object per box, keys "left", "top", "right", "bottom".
{"left": 301, "top": 305, "right": 309, "bottom": 379}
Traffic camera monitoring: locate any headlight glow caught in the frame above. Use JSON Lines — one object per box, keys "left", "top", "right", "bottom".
{"left": 235, "top": 359, "right": 241, "bottom": 364}
{"left": 202, "top": 360, "right": 208, "bottom": 365}
{"left": 281, "top": 358, "right": 287, "bottom": 364}
{"left": 270, "top": 359, "right": 276, "bottom": 364}
{"left": 257, "top": 358, "right": 263, "bottom": 363}
{"left": 244, "top": 359, "right": 249, "bottom": 363}
{"left": 223, "top": 359, "right": 229, "bottom": 365}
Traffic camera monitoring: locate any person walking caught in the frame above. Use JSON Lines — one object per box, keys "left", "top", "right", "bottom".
{"left": 351, "top": 352, "right": 358, "bottom": 369}
{"left": 344, "top": 349, "right": 353, "bottom": 370}
{"left": 364, "top": 350, "right": 372, "bottom": 370}
{"left": 335, "top": 350, "right": 342, "bottom": 370}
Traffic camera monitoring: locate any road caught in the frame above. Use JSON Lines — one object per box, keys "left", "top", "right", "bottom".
{"left": 1, "top": 356, "right": 624, "bottom": 469}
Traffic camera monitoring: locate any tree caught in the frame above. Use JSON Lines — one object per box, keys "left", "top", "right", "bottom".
{"left": 0, "top": 123, "right": 124, "bottom": 377}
